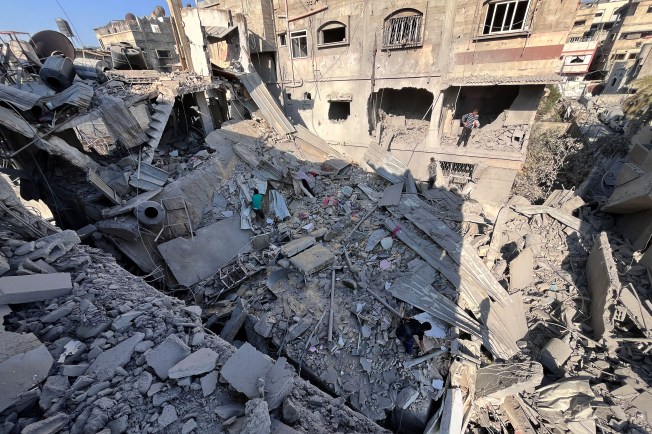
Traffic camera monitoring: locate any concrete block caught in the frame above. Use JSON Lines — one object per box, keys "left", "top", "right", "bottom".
{"left": 60, "top": 363, "right": 89, "bottom": 377}
{"left": 220, "top": 298, "right": 247, "bottom": 342}
{"left": 96, "top": 218, "right": 141, "bottom": 241}
{"left": 86, "top": 332, "right": 144, "bottom": 382}
{"left": 0, "top": 343, "right": 53, "bottom": 413}
{"left": 509, "top": 248, "right": 533, "bottom": 290}
{"left": 0, "top": 329, "right": 41, "bottom": 364}
{"left": 280, "top": 237, "right": 315, "bottom": 257}
{"left": 214, "top": 403, "right": 245, "bottom": 419}
{"left": 221, "top": 342, "right": 273, "bottom": 399}
{"left": 289, "top": 244, "right": 335, "bottom": 275}
{"left": 158, "top": 404, "right": 178, "bottom": 428}
{"left": 168, "top": 348, "right": 218, "bottom": 379}
{"left": 396, "top": 386, "right": 419, "bottom": 409}
{"left": 0, "top": 253, "right": 9, "bottom": 276}
{"left": 615, "top": 162, "right": 644, "bottom": 187}
{"left": 270, "top": 418, "right": 302, "bottom": 434}
{"left": 111, "top": 310, "right": 143, "bottom": 332}
{"left": 145, "top": 334, "right": 191, "bottom": 380}
{"left": 0, "top": 273, "right": 72, "bottom": 304}
{"left": 615, "top": 209, "right": 652, "bottom": 251}
{"left": 604, "top": 171, "right": 652, "bottom": 214}
{"left": 475, "top": 362, "right": 544, "bottom": 406}
{"left": 539, "top": 338, "right": 572, "bottom": 372}
{"left": 22, "top": 413, "right": 69, "bottom": 434}
{"left": 632, "top": 390, "right": 652, "bottom": 426}
{"left": 39, "top": 375, "right": 69, "bottom": 411}
{"left": 76, "top": 224, "right": 97, "bottom": 240}
{"left": 242, "top": 398, "right": 271, "bottom": 434}
{"left": 201, "top": 371, "right": 218, "bottom": 397}
{"left": 264, "top": 357, "right": 295, "bottom": 410}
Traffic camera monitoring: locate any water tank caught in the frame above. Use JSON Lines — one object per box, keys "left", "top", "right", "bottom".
{"left": 40, "top": 55, "right": 76, "bottom": 91}
{"left": 125, "top": 13, "right": 137, "bottom": 22}
{"left": 153, "top": 6, "right": 166, "bottom": 17}
{"left": 55, "top": 19, "right": 73, "bottom": 38}
{"left": 31, "top": 30, "right": 75, "bottom": 60}
{"left": 73, "top": 58, "right": 109, "bottom": 83}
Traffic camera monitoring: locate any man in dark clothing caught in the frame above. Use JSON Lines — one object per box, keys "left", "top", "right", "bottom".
{"left": 456, "top": 109, "right": 480, "bottom": 147}
{"left": 396, "top": 318, "right": 432, "bottom": 356}
{"left": 427, "top": 157, "right": 438, "bottom": 190}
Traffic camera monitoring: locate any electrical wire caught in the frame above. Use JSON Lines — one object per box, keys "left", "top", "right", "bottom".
{"left": 54, "top": 0, "right": 85, "bottom": 48}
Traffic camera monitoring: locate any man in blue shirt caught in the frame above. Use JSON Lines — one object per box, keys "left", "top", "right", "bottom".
{"left": 456, "top": 109, "right": 480, "bottom": 147}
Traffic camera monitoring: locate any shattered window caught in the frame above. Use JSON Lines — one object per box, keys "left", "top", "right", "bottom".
{"left": 383, "top": 11, "right": 423, "bottom": 49}
{"left": 151, "top": 24, "right": 161, "bottom": 34}
{"left": 290, "top": 30, "right": 308, "bottom": 59}
{"left": 482, "top": 0, "right": 531, "bottom": 35}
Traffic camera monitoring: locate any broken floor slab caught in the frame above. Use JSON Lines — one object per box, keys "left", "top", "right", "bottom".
{"left": 145, "top": 334, "right": 191, "bottom": 380}
{"left": 0, "top": 273, "right": 72, "bottom": 304}
{"left": 281, "top": 237, "right": 316, "bottom": 257}
{"left": 157, "top": 217, "right": 252, "bottom": 287}
{"left": 475, "top": 362, "right": 544, "bottom": 406}
{"left": 289, "top": 244, "right": 335, "bottom": 275}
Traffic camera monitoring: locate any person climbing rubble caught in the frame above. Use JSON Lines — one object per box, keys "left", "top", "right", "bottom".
{"left": 456, "top": 108, "right": 480, "bottom": 147}
{"left": 427, "top": 157, "right": 438, "bottom": 190}
{"left": 251, "top": 188, "right": 265, "bottom": 220}
{"left": 396, "top": 318, "right": 432, "bottom": 356}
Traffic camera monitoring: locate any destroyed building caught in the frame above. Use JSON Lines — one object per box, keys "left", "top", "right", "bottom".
{"left": 95, "top": 6, "right": 180, "bottom": 72}
{"left": 1, "top": 1, "right": 652, "bottom": 434}
{"left": 204, "top": 0, "right": 580, "bottom": 204}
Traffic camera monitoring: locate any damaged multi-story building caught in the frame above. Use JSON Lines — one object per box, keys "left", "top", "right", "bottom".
{"left": 195, "top": 0, "right": 579, "bottom": 204}
{"left": 2, "top": 1, "right": 652, "bottom": 433}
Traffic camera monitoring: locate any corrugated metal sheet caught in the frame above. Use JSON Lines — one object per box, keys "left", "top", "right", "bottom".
{"left": 363, "top": 144, "right": 407, "bottom": 184}
{"left": 205, "top": 25, "right": 237, "bottom": 39}
{"left": 294, "top": 125, "right": 343, "bottom": 160}
{"left": 238, "top": 72, "right": 295, "bottom": 135}
{"left": 0, "top": 83, "right": 42, "bottom": 111}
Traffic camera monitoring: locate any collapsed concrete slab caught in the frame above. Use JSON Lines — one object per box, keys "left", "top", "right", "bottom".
{"left": 539, "top": 338, "right": 573, "bottom": 372}
{"left": 280, "top": 237, "right": 316, "bottom": 257}
{"left": 475, "top": 362, "right": 544, "bottom": 406}
{"left": 603, "top": 171, "right": 652, "bottom": 214}
{"left": 509, "top": 248, "right": 534, "bottom": 290}
{"left": 586, "top": 232, "right": 620, "bottom": 341}
{"left": 0, "top": 273, "right": 72, "bottom": 304}
{"left": 264, "top": 357, "right": 295, "bottom": 410}
{"left": 157, "top": 217, "right": 252, "bottom": 287}
{"left": 289, "top": 244, "right": 335, "bottom": 275}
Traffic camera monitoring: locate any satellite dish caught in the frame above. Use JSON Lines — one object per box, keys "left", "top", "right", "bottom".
{"left": 153, "top": 6, "right": 166, "bottom": 17}
{"left": 30, "top": 30, "right": 75, "bottom": 60}
{"left": 125, "top": 13, "right": 137, "bottom": 22}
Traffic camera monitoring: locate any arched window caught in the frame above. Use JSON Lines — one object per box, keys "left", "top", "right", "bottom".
{"left": 318, "top": 21, "right": 348, "bottom": 47}
{"left": 382, "top": 9, "right": 423, "bottom": 49}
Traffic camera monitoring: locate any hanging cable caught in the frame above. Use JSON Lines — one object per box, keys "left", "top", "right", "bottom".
{"left": 54, "top": 0, "right": 85, "bottom": 48}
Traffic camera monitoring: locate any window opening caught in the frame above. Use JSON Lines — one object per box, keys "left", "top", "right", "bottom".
{"left": 440, "top": 162, "right": 476, "bottom": 188}
{"left": 290, "top": 30, "right": 308, "bottom": 58}
{"left": 156, "top": 50, "right": 171, "bottom": 58}
{"left": 482, "top": 0, "right": 530, "bottom": 35}
{"left": 383, "top": 11, "right": 423, "bottom": 49}
{"left": 278, "top": 33, "right": 287, "bottom": 46}
{"left": 329, "top": 102, "right": 350, "bottom": 121}
{"left": 319, "top": 22, "right": 347, "bottom": 46}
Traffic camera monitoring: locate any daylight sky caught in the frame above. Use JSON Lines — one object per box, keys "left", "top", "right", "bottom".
{"left": 0, "top": 0, "right": 175, "bottom": 48}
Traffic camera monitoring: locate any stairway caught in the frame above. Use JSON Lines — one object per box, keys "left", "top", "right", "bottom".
{"left": 142, "top": 95, "right": 174, "bottom": 163}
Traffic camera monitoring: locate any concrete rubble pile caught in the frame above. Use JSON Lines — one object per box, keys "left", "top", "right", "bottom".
{"left": 1, "top": 31, "right": 651, "bottom": 434}
{"left": 0, "top": 176, "right": 388, "bottom": 434}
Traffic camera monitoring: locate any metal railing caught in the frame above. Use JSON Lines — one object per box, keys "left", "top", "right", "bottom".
{"left": 382, "top": 15, "right": 422, "bottom": 49}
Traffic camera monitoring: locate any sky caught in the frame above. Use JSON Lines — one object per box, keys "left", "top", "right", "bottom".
{"left": 0, "top": 0, "right": 176, "bottom": 48}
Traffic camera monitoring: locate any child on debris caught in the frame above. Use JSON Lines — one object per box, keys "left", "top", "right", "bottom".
{"left": 396, "top": 318, "right": 432, "bottom": 356}
{"left": 251, "top": 188, "right": 265, "bottom": 220}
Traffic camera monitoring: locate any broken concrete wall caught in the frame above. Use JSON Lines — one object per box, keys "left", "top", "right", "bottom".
{"left": 586, "top": 232, "right": 620, "bottom": 341}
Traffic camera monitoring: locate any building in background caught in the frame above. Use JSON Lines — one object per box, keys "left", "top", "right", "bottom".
{"left": 599, "top": 0, "right": 652, "bottom": 93}
{"left": 185, "top": 0, "right": 577, "bottom": 204}
{"left": 94, "top": 8, "right": 179, "bottom": 72}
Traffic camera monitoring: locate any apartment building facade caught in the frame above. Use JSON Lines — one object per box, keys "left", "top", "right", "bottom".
{"left": 194, "top": 0, "right": 578, "bottom": 203}
{"left": 95, "top": 15, "right": 180, "bottom": 72}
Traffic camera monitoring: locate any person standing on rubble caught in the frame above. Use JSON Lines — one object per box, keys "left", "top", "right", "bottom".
{"left": 456, "top": 108, "right": 480, "bottom": 147}
{"left": 251, "top": 188, "right": 265, "bottom": 221}
{"left": 427, "top": 157, "right": 438, "bottom": 190}
{"left": 396, "top": 318, "right": 432, "bottom": 356}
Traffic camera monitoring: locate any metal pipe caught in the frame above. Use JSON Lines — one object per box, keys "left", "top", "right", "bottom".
{"left": 285, "top": 0, "right": 295, "bottom": 86}
{"left": 287, "top": 6, "right": 328, "bottom": 23}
